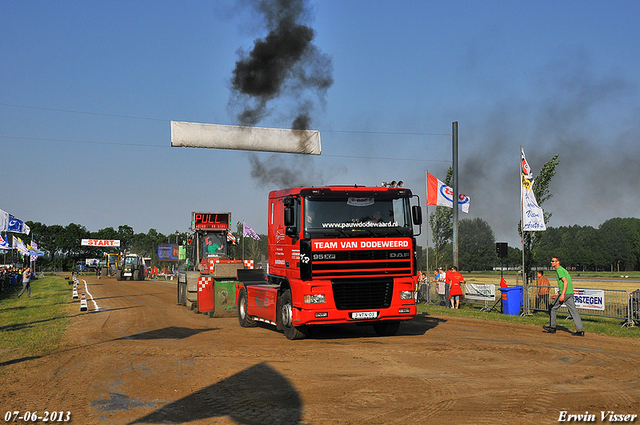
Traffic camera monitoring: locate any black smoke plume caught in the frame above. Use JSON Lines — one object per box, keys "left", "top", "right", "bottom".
{"left": 229, "top": 0, "right": 334, "bottom": 189}
{"left": 230, "top": 0, "right": 333, "bottom": 129}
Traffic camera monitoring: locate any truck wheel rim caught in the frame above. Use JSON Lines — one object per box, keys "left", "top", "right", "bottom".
{"left": 282, "top": 303, "right": 293, "bottom": 327}
{"left": 240, "top": 297, "right": 247, "bottom": 318}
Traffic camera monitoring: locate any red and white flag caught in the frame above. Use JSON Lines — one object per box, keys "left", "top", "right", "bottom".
{"left": 426, "top": 173, "right": 470, "bottom": 213}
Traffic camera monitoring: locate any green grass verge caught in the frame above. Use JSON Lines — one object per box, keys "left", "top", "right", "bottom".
{"left": 418, "top": 303, "right": 640, "bottom": 338}
{"left": 0, "top": 275, "right": 76, "bottom": 365}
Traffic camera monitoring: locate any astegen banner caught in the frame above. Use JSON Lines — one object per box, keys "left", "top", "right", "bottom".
{"left": 553, "top": 288, "right": 605, "bottom": 311}
{"left": 573, "top": 288, "right": 605, "bottom": 311}
{"left": 81, "top": 239, "right": 121, "bottom": 247}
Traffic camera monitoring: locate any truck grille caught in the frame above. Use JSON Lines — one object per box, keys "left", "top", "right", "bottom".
{"left": 332, "top": 278, "right": 393, "bottom": 310}
{"left": 310, "top": 249, "right": 412, "bottom": 279}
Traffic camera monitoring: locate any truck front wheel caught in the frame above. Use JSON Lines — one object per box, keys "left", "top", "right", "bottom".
{"left": 238, "top": 287, "right": 257, "bottom": 327}
{"left": 279, "top": 290, "right": 307, "bottom": 340}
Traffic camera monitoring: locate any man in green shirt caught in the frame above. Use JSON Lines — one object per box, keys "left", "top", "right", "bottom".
{"left": 543, "top": 257, "right": 584, "bottom": 336}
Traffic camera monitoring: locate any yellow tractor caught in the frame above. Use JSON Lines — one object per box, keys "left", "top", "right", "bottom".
{"left": 101, "top": 253, "right": 120, "bottom": 277}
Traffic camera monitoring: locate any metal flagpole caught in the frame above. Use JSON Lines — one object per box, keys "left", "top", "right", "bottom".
{"left": 425, "top": 170, "right": 429, "bottom": 278}
{"left": 520, "top": 145, "right": 524, "bottom": 284}
{"left": 452, "top": 122, "right": 459, "bottom": 268}
{"left": 520, "top": 146, "right": 531, "bottom": 316}
{"left": 520, "top": 146, "right": 525, "bottom": 289}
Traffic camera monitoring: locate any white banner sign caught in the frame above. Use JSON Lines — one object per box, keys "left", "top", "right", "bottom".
{"left": 81, "top": 239, "right": 120, "bottom": 247}
{"left": 171, "top": 121, "right": 322, "bottom": 155}
{"left": 553, "top": 288, "right": 605, "bottom": 311}
{"left": 573, "top": 288, "right": 605, "bottom": 311}
{"left": 464, "top": 283, "right": 496, "bottom": 301}
{"left": 520, "top": 147, "right": 546, "bottom": 231}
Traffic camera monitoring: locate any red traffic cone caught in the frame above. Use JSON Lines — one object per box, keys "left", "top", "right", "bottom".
{"left": 80, "top": 293, "right": 88, "bottom": 312}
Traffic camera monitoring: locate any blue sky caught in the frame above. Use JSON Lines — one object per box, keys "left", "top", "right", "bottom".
{"left": 2, "top": 0, "right": 639, "bottom": 249}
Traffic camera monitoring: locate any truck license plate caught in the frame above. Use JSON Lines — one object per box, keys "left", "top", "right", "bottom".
{"left": 351, "top": 311, "right": 377, "bottom": 320}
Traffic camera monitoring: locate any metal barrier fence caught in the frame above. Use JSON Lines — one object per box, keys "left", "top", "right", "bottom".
{"left": 417, "top": 281, "right": 639, "bottom": 328}
{"left": 526, "top": 285, "right": 636, "bottom": 328}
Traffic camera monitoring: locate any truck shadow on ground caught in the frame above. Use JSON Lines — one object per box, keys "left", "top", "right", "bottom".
{"left": 115, "top": 326, "right": 217, "bottom": 341}
{"left": 125, "top": 362, "right": 301, "bottom": 425}
{"left": 248, "top": 312, "right": 446, "bottom": 340}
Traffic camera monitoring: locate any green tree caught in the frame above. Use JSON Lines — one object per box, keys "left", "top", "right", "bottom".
{"left": 117, "top": 225, "right": 135, "bottom": 251}
{"left": 505, "top": 246, "right": 522, "bottom": 270}
{"left": 599, "top": 218, "right": 640, "bottom": 271}
{"left": 458, "top": 217, "right": 496, "bottom": 272}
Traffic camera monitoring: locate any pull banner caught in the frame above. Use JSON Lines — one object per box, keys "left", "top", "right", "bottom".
{"left": 81, "top": 239, "right": 121, "bottom": 247}
{"left": 171, "top": 121, "right": 321, "bottom": 155}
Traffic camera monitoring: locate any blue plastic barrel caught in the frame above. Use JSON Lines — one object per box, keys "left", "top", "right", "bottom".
{"left": 499, "top": 286, "right": 523, "bottom": 316}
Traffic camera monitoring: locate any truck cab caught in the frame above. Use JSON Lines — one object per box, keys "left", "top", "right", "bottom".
{"left": 237, "top": 185, "right": 422, "bottom": 340}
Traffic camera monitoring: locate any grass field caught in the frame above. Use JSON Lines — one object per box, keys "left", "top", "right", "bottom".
{"left": 424, "top": 271, "right": 640, "bottom": 339}
{"left": 0, "top": 275, "right": 76, "bottom": 368}
{"left": 418, "top": 304, "right": 640, "bottom": 339}
{"left": 463, "top": 271, "right": 640, "bottom": 293}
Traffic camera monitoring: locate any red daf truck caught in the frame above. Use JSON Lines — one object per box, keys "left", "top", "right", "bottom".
{"left": 236, "top": 185, "right": 423, "bottom": 340}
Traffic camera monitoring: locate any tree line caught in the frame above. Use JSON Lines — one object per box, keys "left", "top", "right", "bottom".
{"left": 3, "top": 221, "right": 268, "bottom": 271}
{"left": 5, "top": 176, "right": 639, "bottom": 275}
{"left": 418, "top": 216, "right": 640, "bottom": 274}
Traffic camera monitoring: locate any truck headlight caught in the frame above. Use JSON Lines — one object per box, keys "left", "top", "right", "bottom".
{"left": 304, "top": 294, "right": 325, "bottom": 304}
{"left": 400, "top": 291, "right": 414, "bottom": 300}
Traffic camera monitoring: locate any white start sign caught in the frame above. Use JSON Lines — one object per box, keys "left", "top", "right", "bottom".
{"left": 81, "top": 239, "right": 121, "bottom": 247}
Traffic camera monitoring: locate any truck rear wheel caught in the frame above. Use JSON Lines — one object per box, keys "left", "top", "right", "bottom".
{"left": 373, "top": 320, "right": 400, "bottom": 337}
{"left": 280, "top": 290, "right": 307, "bottom": 340}
{"left": 238, "top": 287, "right": 257, "bottom": 327}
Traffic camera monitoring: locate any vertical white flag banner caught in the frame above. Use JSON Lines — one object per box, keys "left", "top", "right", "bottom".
{"left": 521, "top": 148, "right": 546, "bottom": 231}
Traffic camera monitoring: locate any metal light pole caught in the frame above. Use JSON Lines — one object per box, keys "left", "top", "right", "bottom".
{"left": 452, "top": 121, "right": 459, "bottom": 268}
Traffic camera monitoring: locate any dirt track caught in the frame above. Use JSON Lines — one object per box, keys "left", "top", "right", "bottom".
{"left": 3, "top": 275, "right": 640, "bottom": 424}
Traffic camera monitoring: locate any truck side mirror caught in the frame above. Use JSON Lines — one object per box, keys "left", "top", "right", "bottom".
{"left": 286, "top": 226, "right": 298, "bottom": 237}
{"left": 412, "top": 205, "right": 423, "bottom": 226}
{"left": 284, "top": 206, "right": 294, "bottom": 226}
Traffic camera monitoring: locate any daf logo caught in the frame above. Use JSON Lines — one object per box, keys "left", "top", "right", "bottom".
{"left": 389, "top": 252, "right": 410, "bottom": 258}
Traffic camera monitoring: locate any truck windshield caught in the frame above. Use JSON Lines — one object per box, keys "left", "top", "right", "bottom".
{"left": 304, "top": 195, "right": 411, "bottom": 235}
{"left": 203, "top": 232, "right": 227, "bottom": 257}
